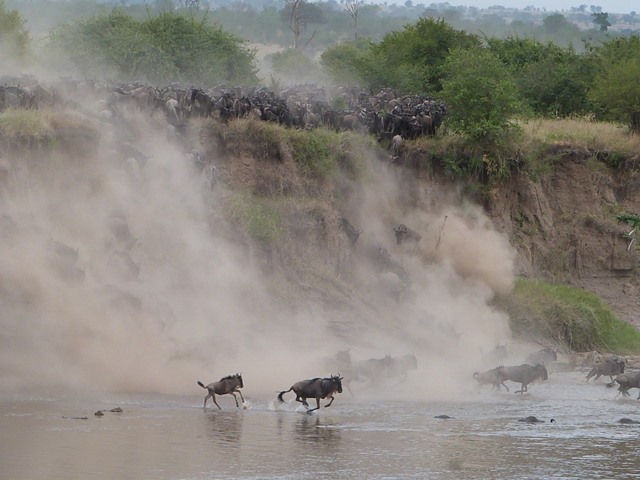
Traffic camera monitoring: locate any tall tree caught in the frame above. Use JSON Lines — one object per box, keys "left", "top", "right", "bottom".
{"left": 284, "top": 0, "right": 304, "bottom": 49}
{"left": 344, "top": 0, "right": 365, "bottom": 46}
{"left": 591, "top": 12, "right": 611, "bottom": 31}
{"left": 0, "top": 0, "right": 30, "bottom": 58}
{"left": 441, "top": 46, "right": 526, "bottom": 151}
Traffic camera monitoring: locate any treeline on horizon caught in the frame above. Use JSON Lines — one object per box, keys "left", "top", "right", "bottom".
{"left": 2, "top": 0, "right": 640, "bottom": 148}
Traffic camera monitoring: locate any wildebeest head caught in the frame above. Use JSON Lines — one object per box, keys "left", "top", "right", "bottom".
{"left": 235, "top": 373, "right": 244, "bottom": 388}
{"left": 534, "top": 364, "right": 549, "bottom": 381}
{"left": 330, "top": 375, "right": 343, "bottom": 394}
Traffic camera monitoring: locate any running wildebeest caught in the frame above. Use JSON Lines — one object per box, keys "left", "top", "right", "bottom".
{"left": 277, "top": 375, "right": 343, "bottom": 413}
{"left": 587, "top": 354, "right": 626, "bottom": 382}
{"left": 352, "top": 354, "right": 417, "bottom": 385}
{"left": 386, "top": 353, "right": 418, "bottom": 381}
{"left": 607, "top": 371, "right": 640, "bottom": 399}
{"left": 473, "top": 366, "right": 509, "bottom": 391}
{"left": 197, "top": 373, "right": 245, "bottom": 409}
{"left": 499, "top": 364, "right": 548, "bottom": 394}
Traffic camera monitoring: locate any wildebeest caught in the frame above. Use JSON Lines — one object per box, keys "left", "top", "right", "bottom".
{"left": 197, "top": 373, "right": 245, "bottom": 409}
{"left": 339, "top": 217, "right": 361, "bottom": 245}
{"left": 607, "top": 371, "right": 640, "bottom": 399}
{"left": 473, "top": 366, "right": 509, "bottom": 391}
{"left": 526, "top": 348, "right": 558, "bottom": 366}
{"left": 393, "top": 224, "right": 422, "bottom": 245}
{"left": 389, "top": 134, "right": 403, "bottom": 153}
{"left": 352, "top": 353, "right": 417, "bottom": 385}
{"left": 586, "top": 354, "right": 626, "bottom": 382}
{"left": 499, "top": 364, "right": 548, "bottom": 394}
{"left": 278, "top": 375, "right": 343, "bottom": 412}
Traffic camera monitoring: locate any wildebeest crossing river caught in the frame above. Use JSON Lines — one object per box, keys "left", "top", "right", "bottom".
{"left": 2, "top": 371, "right": 639, "bottom": 480}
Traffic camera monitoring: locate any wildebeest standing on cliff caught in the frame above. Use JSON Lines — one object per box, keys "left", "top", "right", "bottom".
{"left": 278, "top": 375, "right": 343, "bottom": 412}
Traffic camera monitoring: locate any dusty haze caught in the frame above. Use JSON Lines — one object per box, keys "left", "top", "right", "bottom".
{"left": 0, "top": 76, "right": 521, "bottom": 402}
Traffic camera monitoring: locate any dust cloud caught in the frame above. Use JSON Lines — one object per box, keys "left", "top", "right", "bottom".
{"left": 0, "top": 81, "right": 518, "bottom": 403}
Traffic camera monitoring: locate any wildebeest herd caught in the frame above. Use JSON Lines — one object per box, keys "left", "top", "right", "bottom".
{"left": 0, "top": 75, "right": 446, "bottom": 143}
{"left": 473, "top": 349, "right": 639, "bottom": 399}
{"left": 196, "top": 349, "right": 639, "bottom": 414}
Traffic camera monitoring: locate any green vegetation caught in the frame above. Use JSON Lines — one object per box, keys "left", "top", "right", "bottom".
{"left": 440, "top": 46, "right": 525, "bottom": 151}
{"left": 0, "top": 0, "right": 30, "bottom": 58}
{"left": 497, "top": 278, "right": 640, "bottom": 354}
{"left": 228, "top": 193, "right": 284, "bottom": 246}
{"left": 46, "top": 10, "right": 258, "bottom": 85}
{"left": 270, "top": 48, "right": 322, "bottom": 84}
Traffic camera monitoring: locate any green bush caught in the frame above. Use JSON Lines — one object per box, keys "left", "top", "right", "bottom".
{"left": 270, "top": 48, "right": 322, "bottom": 84}
{"left": 46, "top": 10, "right": 258, "bottom": 85}
{"left": 497, "top": 278, "right": 640, "bottom": 354}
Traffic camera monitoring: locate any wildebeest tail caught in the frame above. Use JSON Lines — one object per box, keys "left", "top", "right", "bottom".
{"left": 277, "top": 387, "right": 293, "bottom": 403}
{"left": 197, "top": 381, "right": 207, "bottom": 389}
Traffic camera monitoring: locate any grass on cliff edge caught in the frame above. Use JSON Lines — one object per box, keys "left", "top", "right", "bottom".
{"left": 496, "top": 278, "right": 640, "bottom": 354}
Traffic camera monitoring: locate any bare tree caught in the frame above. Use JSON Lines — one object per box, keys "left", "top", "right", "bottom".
{"left": 285, "top": 0, "right": 304, "bottom": 49}
{"left": 344, "top": 0, "right": 365, "bottom": 46}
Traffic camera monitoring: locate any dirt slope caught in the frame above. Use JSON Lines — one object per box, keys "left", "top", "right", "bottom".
{"left": 488, "top": 146, "right": 640, "bottom": 327}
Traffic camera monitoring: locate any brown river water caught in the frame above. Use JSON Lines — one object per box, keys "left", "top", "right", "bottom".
{"left": 2, "top": 371, "right": 639, "bottom": 480}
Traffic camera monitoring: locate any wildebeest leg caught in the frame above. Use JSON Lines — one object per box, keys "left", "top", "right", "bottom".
{"left": 515, "top": 383, "right": 527, "bottom": 394}
{"left": 325, "top": 394, "right": 335, "bottom": 407}
{"left": 203, "top": 393, "right": 212, "bottom": 408}
{"left": 295, "top": 395, "right": 309, "bottom": 407}
{"left": 306, "top": 398, "right": 322, "bottom": 413}
{"left": 230, "top": 392, "right": 239, "bottom": 407}
{"left": 212, "top": 395, "right": 222, "bottom": 409}
{"left": 237, "top": 389, "right": 245, "bottom": 404}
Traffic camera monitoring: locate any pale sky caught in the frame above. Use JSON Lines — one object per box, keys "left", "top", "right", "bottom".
{"left": 436, "top": 1, "right": 636, "bottom": 14}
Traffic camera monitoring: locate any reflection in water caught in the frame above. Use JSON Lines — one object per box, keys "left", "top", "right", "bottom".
{"left": 293, "top": 414, "right": 342, "bottom": 447}
{"left": 204, "top": 410, "right": 243, "bottom": 446}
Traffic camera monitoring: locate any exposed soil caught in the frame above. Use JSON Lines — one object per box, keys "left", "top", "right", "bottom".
{"left": 489, "top": 147, "right": 640, "bottom": 327}
{"left": 209, "top": 127, "right": 640, "bottom": 328}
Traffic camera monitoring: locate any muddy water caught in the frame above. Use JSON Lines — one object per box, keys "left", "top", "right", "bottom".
{"left": 1, "top": 371, "right": 639, "bottom": 480}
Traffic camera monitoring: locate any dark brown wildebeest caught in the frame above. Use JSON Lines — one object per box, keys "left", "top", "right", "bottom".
{"left": 197, "top": 373, "right": 245, "bottom": 409}
{"left": 278, "top": 375, "right": 343, "bottom": 412}
{"left": 394, "top": 224, "right": 422, "bottom": 245}
{"left": 339, "top": 217, "right": 361, "bottom": 245}
{"left": 587, "top": 354, "right": 626, "bottom": 382}
{"left": 473, "top": 366, "right": 509, "bottom": 391}
{"left": 607, "top": 370, "right": 640, "bottom": 399}
{"left": 499, "top": 364, "right": 548, "bottom": 394}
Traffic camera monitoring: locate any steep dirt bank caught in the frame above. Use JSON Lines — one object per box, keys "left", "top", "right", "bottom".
{"left": 200, "top": 119, "right": 640, "bottom": 330}
{"left": 488, "top": 147, "right": 640, "bottom": 327}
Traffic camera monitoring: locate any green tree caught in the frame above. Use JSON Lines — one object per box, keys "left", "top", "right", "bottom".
{"left": 46, "top": 10, "right": 257, "bottom": 85}
{"left": 320, "top": 41, "right": 371, "bottom": 86}
{"left": 591, "top": 12, "right": 611, "bottom": 31}
{"left": 487, "top": 37, "right": 594, "bottom": 117}
{"left": 440, "top": 46, "right": 526, "bottom": 149}
{"left": 0, "top": 0, "right": 30, "bottom": 58}
{"left": 589, "top": 57, "right": 640, "bottom": 133}
{"left": 270, "top": 48, "right": 322, "bottom": 83}
{"left": 367, "top": 18, "right": 480, "bottom": 94}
